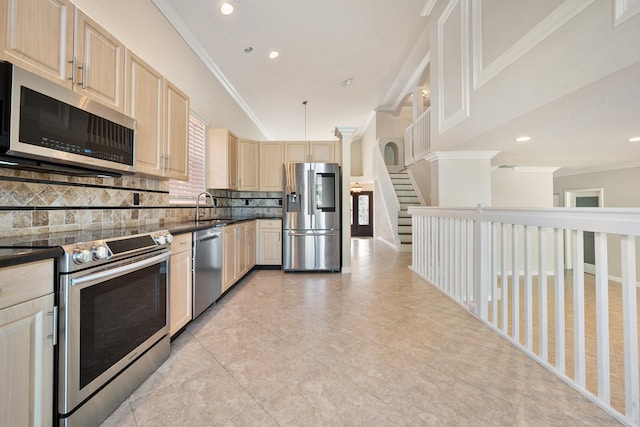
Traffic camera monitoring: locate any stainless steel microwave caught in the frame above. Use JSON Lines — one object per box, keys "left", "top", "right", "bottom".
{"left": 0, "top": 61, "right": 136, "bottom": 176}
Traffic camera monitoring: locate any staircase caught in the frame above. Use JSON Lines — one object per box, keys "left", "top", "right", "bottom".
{"left": 389, "top": 171, "right": 420, "bottom": 252}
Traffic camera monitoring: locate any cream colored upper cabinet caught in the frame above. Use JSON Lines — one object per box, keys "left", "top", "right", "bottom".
{"left": 284, "top": 141, "right": 308, "bottom": 163}
{"left": 259, "top": 141, "right": 284, "bottom": 191}
{"left": 207, "top": 129, "right": 238, "bottom": 190}
{"left": 164, "top": 81, "right": 189, "bottom": 180}
{"left": 309, "top": 141, "right": 334, "bottom": 163}
{"left": 285, "top": 141, "right": 336, "bottom": 163}
{"left": 238, "top": 138, "right": 259, "bottom": 191}
{"left": 74, "top": 9, "right": 124, "bottom": 111}
{"left": 125, "top": 50, "right": 164, "bottom": 176}
{"left": 0, "top": 0, "right": 74, "bottom": 86}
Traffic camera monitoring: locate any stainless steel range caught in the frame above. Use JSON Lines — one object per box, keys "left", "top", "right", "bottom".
{"left": 57, "top": 230, "right": 173, "bottom": 427}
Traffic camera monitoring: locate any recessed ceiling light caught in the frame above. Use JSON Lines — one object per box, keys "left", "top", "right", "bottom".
{"left": 341, "top": 78, "right": 353, "bottom": 87}
{"left": 244, "top": 46, "right": 254, "bottom": 54}
{"left": 268, "top": 50, "right": 279, "bottom": 59}
{"left": 220, "top": 3, "right": 234, "bottom": 15}
{"left": 516, "top": 136, "right": 531, "bottom": 142}
{"left": 629, "top": 136, "right": 640, "bottom": 142}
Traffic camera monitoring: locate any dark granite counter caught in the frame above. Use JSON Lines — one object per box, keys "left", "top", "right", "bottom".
{"left": 167, "top": 216, "right": 282, "bottom": 235}
{"left": 0, "top": 247, "right": 63, "bottom": 269}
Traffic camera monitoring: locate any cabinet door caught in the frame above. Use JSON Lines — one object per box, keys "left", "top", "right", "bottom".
{"left": 310, "top": 141, "right": 334, "bottom": 163}
{"left": 285, "top": 141, "right": 309, "bottom": 163}
{"left": 260, "top": 142, "right": 284, "bottom": 191}
{"left": 169, "top": 249, "right": 192, "bottom": 336}
{"left": 245, "top": 223, "right": 256, "bottom": 270}
{"left": 164, "top": 81, "right": 190, "bottom": 180}
{"left": 125, "top": 50, "right": 164, "bottom": 177}
{"left": 258, "top": 228, "right": 282, "bottom": 265}
{"left": 0, "top": 294, "right": 54, "bottom": 427}
{"left": 0, "top": 0, "right": 74, "bottom": 86}
{"left": 222, "top": 226, "right": 235, "bottom": 291}
{"left": 74, "top": 9, "right": 125, "bottom": 111}
{"left": 235, "top": 224, "right": 247, "bottom": 278}
{"left": 228, "top": 132, "right": 238, "bottom": 190}
{"left": 238, "top": 139, "right": 259, "bottom": 191}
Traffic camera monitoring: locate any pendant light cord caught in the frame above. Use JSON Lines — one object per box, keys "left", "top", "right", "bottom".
{"left": 302, "top": 100, "right": 308, "bottom": 142}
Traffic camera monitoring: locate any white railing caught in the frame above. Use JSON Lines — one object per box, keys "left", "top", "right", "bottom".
{"left": 403, "top": 108, "right": 431, "bottom": 167}
{"left": 409, "top": 205, "right": 640, "bottom": 426}
{"left": 404, "top": 124, "right": 414, "bottom": 166}
{"left": 374, "top": 146, "right": 401, "bottom": 249}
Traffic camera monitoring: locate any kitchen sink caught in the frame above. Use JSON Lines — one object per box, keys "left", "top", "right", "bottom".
{"left": 195, "top": 218, "right": 236, "bottom": 227}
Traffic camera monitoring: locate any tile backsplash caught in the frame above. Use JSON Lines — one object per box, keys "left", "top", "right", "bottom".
{"left": 0, "top": 168, "right": 282, "bottom": 237}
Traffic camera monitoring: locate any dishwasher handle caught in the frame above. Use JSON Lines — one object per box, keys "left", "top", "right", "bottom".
{"left": 198, "top": 235, "right": 220, "bottom": 243}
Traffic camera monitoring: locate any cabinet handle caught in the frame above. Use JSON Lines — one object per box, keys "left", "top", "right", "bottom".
{"left": 68, "top": 57, "right": 77, "bottom": 85}
{"left": 79, "top": 62, "right": 87, "bottom": 89}
{"left": 47, "top": 307, "right": 58, "bottom": 346}
{"left": 165, "top": 154, "right": 170, "bottom": 170}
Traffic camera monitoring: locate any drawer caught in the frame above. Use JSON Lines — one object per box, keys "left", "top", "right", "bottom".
{"left": 0, "top": 259, "right": 53, "bottom": 310}
{"left": 171, "top": 233, "right": 193, "bottom": 254}
{"left": 258, "top": 219, "right": 282, "bottom": 230}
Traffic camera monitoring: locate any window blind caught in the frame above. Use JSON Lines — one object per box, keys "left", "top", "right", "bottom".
{"left": 169, "top": 115, "right": 206, "bottom": 202}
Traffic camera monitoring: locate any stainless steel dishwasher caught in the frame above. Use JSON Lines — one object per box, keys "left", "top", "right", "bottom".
{"left": 193, "top": 227, "right": 223, "bottom": 319}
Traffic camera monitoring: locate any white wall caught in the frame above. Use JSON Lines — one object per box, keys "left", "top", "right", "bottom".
{"left": 358, "top": 115, "right": 377, "bottom": 181}
{"left": 431, "top": 158, "right": 492, "bottom": 207}
{"left": 73, "top": 0, "right": 266, "bottom": 139}
{"left": 429, "top": 0, "right": 640, "bottom": 147}
{"left": 492, "top": 167, "right": 555, "bottom": 207}
{"left": 407, "top": 160, "right": 431, "bottom": 205}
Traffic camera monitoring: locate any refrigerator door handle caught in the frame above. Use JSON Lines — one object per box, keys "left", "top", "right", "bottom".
{"left": 307, "top": 169, "right": 315, "bottom": 217}
{"left": 287, "top": 230, "right": 336, "bottom": 237}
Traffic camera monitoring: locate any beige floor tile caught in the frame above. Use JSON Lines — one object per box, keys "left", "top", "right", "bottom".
{"left": 101, "top": 239, "right": 622, "bottom": 427}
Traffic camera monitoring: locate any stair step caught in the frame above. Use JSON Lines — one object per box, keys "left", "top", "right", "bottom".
{"left": 389, "top": 173, "right": 409, "bottom": 178}
{"left": 399, "top": 243, "right": 412, "bottom": 253}
{"left": 398, "top": 211, "right": 412, "bottom": 218}
{"left": 399, "top": 233, "right": 412, "bottom": 243}
{"left": 396, "top": 189, "right": 417, "bottom": 197}
{"left": 398, "top": 196, "right": 419, "bottom": 203}
{"left": 400, "top": 203, "right": 420, "bottom": 210}
{"left": 398, "top": 217, "right": 412, "bottom": 225}
{"left": 398, "top": 225, "right": 412, "bottom": 234}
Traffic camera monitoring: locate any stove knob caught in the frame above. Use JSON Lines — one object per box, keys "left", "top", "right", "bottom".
{"left": 92, "top": 245, "right": 109, "bottom": 260}
{"left": 73, "top": 249, "right": 92, "bottom": 264}
{"left": 155, "top": 235, "right": 167, "bottom": 245}
{"left": 165, "top": 234, "right": 174, "bottom": 244}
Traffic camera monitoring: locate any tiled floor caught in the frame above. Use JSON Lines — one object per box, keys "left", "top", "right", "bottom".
{"left": 102, "top": 238, "right": 621, "bottom": 426}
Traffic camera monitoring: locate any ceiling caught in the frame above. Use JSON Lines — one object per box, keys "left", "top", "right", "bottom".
{"left": 153, "top": 0, "right": 429, "bottom": 141}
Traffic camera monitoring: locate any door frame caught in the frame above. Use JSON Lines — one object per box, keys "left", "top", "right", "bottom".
{"left": 351, "top": 191, "right": 373, "bottom": 237}
{"left": 563, "top": 188, "right": 604, "bottom": 270}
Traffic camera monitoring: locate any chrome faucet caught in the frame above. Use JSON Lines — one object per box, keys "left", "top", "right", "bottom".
{"left": 195, "top": 192, "right": 214, "bottom": 221}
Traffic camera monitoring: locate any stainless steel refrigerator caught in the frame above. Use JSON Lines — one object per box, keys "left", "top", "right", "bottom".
{"left": 283, "top": 162, "right": 341, "bottom": 272}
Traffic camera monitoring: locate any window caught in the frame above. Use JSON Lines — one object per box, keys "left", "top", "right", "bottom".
{"left": 169, "top": 114, "right": 206, "bottom": 203}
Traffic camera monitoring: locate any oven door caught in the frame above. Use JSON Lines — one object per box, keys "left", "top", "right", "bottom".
{"left": 58, "top": 250, "right": 170, "bottom": 415}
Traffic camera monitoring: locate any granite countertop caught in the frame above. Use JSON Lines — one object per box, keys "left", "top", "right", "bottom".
{"left": 0, "top": 215, "right": 283, "bottom": 267}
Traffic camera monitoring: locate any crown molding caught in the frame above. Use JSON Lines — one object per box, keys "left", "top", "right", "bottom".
{"left": 494, "top": 166, "right": 560, "bottom": 173}
{"left": 335, "top": 126, "right": 359, "bottom": 139}
{"left": 424, "top": 151, "right": 499, "bottom": 162}
{"left": 421, "top": 0, "right": 438, "bottom": 17}
{"left": 554, "top": 161, "right": 640, "bottom": 177}
{"left": 151, "top": 0, "right": 272, "bottom": 139}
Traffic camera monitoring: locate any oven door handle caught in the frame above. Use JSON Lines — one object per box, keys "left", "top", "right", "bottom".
{"left": 70, "top": 252, "right": 170, "bottom": 287}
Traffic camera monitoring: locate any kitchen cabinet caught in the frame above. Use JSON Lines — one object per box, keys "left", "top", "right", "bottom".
{"left": 125, "top": 50, "right": 189, "bottom": 179}
{"left": 260, "top": 141, "right": 284, "bottom": 191}
{"left": 0, "top": 1, "right": 125, "bottom": 111}
{"left": 284, "top": 141, "right": 337, "bottom": 163}
{"left": 0, "top": 0, "right": 74, "bottom": 86}
{"left": 207, "top": 129, "right": 238, "bottom": 190}
{"left": 238, "top": 138, "right": 259, "bottom": 191}
{"left": 245, "top": 221, "right": 256, "bottom": 272}
{"left": 221, "top": 221, "right": 256, "bottom": 292}
{"left": 169, "top": 233, "right": 192, "bottom": 336}
{"left": 257, "top": 219, "right": 282, "bottom": 265}
{"left": 0, "top": 259, "right": 54, "bottom": 427}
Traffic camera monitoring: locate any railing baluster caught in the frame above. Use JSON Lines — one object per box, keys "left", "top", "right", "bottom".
{"left": 524, "top": 225, "right": 533, "bottom": 351}
{"left": 554, "top": 228, "right": 565, "bottom": 374}
{"left": 573, "top": 229, "right": 586, "bottom": 387}
{"left": 491, "top": 223, "right": 499, "bottom": 326}
{"left": 512, "top": 224, "right": 520, "bottom": 343}
{"left": 621, "top": 235, "right": 640, "bottom": 423}
{"left": 454, "top": 218, "right": 460, "bottom": 302}
{"left": 538, "top": 227, "right": 548, "bottom": 362}
{"left": 467, "top": 219, "right": 474, "bottom": 304}
{"left": 594, "top": 231, "right": 610, "bottom": 404}
{"left": 460, "top": 219, "right": 467, "bottom": 303}
{"left": 502, "top": 223, "right": 509, "bottom": 334}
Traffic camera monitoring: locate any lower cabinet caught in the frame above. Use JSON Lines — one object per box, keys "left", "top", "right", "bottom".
{"left": 257, "top": 219, "right": 282, "bottom": 265}
{"left": 169, "top": 233, "right": 192, "bottom": 336}
{"left": 0, "top": 260, "right": 54, "bottom": 427}
{"left": 222, "top": 221, "right": 256, "bottom": 293}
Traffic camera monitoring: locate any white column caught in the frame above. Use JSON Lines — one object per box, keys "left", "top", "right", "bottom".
{"left": 335, "top": 126, "right": 358, "bottom": 274}
{"left": 423, "top": 151, "right": 498, "bottom": 207}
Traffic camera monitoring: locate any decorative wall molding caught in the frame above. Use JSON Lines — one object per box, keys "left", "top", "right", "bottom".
{"left": 424, "top": 150, "right": 499, "bottom": 162}
{"left": 421, "top": 0, "right": 438, "bottom": 16}
{"left": 614, "top": 0, "right": 640, "bottom": 27}
{"left": 437, "top": 0, "right": 470, "bottom": 134}
{"left": 471, "top": 0, "right": 596, "bottom": 90}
